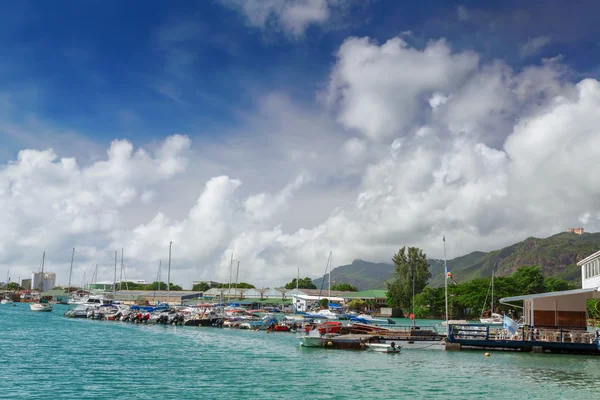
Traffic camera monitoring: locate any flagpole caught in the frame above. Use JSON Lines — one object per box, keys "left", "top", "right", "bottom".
{"left": 444, "top": 235, "right": 449, "bottom": 334}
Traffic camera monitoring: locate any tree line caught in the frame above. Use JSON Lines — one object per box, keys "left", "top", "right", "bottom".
{"left": 386, "top": 246, "right": 576, "bottom": 319}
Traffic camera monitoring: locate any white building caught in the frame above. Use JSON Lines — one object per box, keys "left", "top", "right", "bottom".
{"left": 287, "top": 289, "right": 349, "bottom": 312}
{"left": 31, "top": 271, "right": 56, "bottom": 292}
{"left": 580, "top": 250, "right": 600, "bottom": 289}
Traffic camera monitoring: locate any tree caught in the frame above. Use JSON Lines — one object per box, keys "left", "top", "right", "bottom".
{"left": 543, "top": 277, "right": 574, "bottom": 292}
{"left": 192, "top": 282, "right": 210, "bottom": 292}
{"left": 146, "top": 282, "right": 182, "bottom": 291}
{"left": 215, "top": 282, "right": 255, "bottom": 289}
{"left": 386, "top": 247, "right": 431, "bottom": 310}
{"left": 7, "top": 282, "right": 20, "bottom": 291}
{"left": 318, "top": 298, "right": 329, "bottom": 309}
{"left": 512, "top": 266, "right": 545, "bottom": 295}
{"left": 414, "top": 287, "right": 445, "bottom": 318}
{"left": 331, "top": 283, "right": 358, "bottom": 292}
{"left": 285, "top": 277, "right": 317, "bottom": 290}
{"left": 348, "top": 298, "right": 365, "bottom": 311}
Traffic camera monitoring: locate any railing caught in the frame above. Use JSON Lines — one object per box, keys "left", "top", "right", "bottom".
{"left": 449, "top": 324, "right": 600, "bottom": 345}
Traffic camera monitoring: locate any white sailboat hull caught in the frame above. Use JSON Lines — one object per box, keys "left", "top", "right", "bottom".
{"left": 1, "top": 299, "right": 13, "bottom": 304}
{"left": 30, "top": 303, "right": 53, "bottom": 312}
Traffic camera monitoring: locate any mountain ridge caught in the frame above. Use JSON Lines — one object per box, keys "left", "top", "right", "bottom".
{"left": 310, "top": 232, "right": 600, "bottom": 290}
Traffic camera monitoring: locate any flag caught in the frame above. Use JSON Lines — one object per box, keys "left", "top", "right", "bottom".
{"left": 445, "top": 266, "right": 458, "bottom": 285}
{"left": 503, "top": 314, "right": 519, "bottom": 334}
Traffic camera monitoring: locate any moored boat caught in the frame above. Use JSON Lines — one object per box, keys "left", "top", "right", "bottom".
{"left": 366, "top": 342, "right": 401, "bottom": 353}
{"left": 30, "top": 302, "right": 53, "bottom": 312}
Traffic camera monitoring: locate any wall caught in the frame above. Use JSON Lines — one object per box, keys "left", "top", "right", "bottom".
{"left": 581, "top": 253, "right": 600, "bottom": 289}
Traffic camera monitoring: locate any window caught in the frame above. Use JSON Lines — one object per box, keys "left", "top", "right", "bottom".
{"left": 586, "top": 263, "right": 590, "bottom": 279}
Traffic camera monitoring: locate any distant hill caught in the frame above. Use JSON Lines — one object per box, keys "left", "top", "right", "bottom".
{"left": 428, "top": 232, "right": 600, "bottom": 288}
{"left": 310, "top": 232, "right": 600, "bottom": 291}
{"left": 312, "top": 259, "right": 394, "bottom": 291}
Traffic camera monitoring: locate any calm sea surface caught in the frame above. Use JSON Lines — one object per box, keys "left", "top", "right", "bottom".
{"left": 1, "top": 303, "right": 600, "bottom": 399}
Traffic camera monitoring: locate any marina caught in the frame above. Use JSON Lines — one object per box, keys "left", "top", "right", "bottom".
{"left": 2, "top": 302, "right": 600, "bottom": 399}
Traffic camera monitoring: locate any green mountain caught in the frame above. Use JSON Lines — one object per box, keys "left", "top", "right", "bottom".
{"left": 310, "top": 232, "right": 600, "bottom": 290}
{"left": 312, "top": 259, "right": 394, "bottom": 291}
{"left": 429, "top": 232, "right": 600, "bottom": 288}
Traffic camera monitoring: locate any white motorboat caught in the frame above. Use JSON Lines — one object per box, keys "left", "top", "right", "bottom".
{"left": 367, "top": 342, "right": 401, "bottom": 353}
{"left": 356, "top": 314, "right": 392, "bottom": 325}
{"left": 315, "top": 309, "right": 339, "bottom": 320}
{"left": 299, "top": 336, "right": 325, "bottom": 347}
{"left": 1, "top": 298, "right": 14, "bottom": 304}
{"left": 30, "top": 302, "right": 53, "bottom": 312}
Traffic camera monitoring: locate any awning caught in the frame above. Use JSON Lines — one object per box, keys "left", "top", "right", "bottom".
{"left": 328, "top": 303, "right": 342, "bottom": 308}
{"left": 500, "top": 287, "right": 600, "bottom": 304}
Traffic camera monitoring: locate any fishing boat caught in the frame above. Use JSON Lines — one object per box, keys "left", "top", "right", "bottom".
{"left": 30, "top": 252, "right": 53, "bottom": 312}
{"left": 367, "top": 342, "right": 401, "bottom": 353}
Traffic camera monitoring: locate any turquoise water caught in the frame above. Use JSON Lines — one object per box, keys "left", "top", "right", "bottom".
{"left": 1, "top": 303, "right": 600, "bottom": 399}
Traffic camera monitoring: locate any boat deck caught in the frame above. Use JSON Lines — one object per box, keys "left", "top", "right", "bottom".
{"left": 447, "top": 324, "right": 600, "bottom": 355}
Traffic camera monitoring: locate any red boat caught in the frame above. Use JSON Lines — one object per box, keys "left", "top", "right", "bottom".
{"left": 305, "top": 321, "right": 342, "bottom": 334}
{"left": 274, "top": 325, "right": 290, "bottom": 332}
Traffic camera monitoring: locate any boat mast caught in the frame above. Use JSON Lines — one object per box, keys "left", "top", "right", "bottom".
{"left": 235, "top": 261, "right": 240, "bottom": 299}
{"left": 412, "top": 263, "right": 416, "bottom": 328}
{"left": 40, "top": 251, "right": 46, "bottom": 294}
{"left": 67, "top": 248, "right": 75, "bottom": 294}
{"left": 113, "top": 250, "right": 117, "bottom": 292}
{"left": 491, "top": 269, "right": 494, "bottom": 315}
{"left": 296, "top": 266, "right": 299, "bottom": 312}
{"left": 328, "top": 251, "right": 332, "bottom": 308}
{"left": 227, "top": 252, "right": 233, "bottom": 303}
{"left": 119, "top": 248, "right": 124, "bottom": 291}
{"left": 168, "top": 241, "right": 172, "bottom": 292}
{"left": 121, "top": 249, "right": 128, "bottom": 291}
{"left": 443, "top": 236, "right": 449, "bottom": 333}
{"left": 154, "top": 260, "right": 161, "bottom": 302}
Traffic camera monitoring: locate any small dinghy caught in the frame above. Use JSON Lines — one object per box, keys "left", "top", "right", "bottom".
{"left": 367, "top": 342, "right": 400, "bottom": 353}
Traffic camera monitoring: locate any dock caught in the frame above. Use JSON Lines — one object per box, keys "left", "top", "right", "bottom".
{"left": 446, "top": 324, "right": 600, "bottom": 355}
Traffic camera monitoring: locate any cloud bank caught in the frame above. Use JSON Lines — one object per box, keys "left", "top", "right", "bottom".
{"left": 3, "top": 35, "right": 600, "bottom": 288}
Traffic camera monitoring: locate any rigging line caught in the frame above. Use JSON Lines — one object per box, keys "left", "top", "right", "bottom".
{"left": 317, "top": 252, "right": 332, "bottom": 302}
{"left": 480, "top": 278, "right": 493, "bottom": 318}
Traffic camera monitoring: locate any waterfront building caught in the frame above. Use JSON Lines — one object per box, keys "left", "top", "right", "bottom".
{"left": 21, "top": 278, "right": 31, "bottom": 290}
{"left": 287, "top": 289, "right": 351, "bottom": 312}
{"left": 343, "top": 290, "right": 388, "bottom": 311}
{"left": 31, "top": 271, "right": 56, "bottom": 291}
{"left": 88, "top": 279, "right": 147, "bottom": 291}
{"left": 500, "top": 249, "right": 600, "bottom": 328}
{"left": 113, "top": 290, "right": 203, "bottom": 305}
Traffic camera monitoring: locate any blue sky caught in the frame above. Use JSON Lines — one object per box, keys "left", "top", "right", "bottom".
{"left": 4, "top": 1, "right": 600, "bottom": 287}
{"left": 3, "top": 0, "right": 600, "bottom": 158}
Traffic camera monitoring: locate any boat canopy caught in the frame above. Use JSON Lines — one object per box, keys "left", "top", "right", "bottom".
{"left": 328, "top": 303, "right": 342, "bottom": 308}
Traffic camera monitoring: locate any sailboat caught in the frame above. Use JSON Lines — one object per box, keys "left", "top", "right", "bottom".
{"left": 30, "top": 252, "right": 53, "bottom": 312}
{"left": 479, "top": 269, "right": 502, "bottom": 325}
{"left": 315, "top": 252, "right": 338, "bottom": 320}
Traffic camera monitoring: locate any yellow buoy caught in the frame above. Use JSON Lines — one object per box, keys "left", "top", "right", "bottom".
{"left": 327, "top": 342, "right": 333, "bottom": 346}
{"left": 484, "top": 353, "right": 490, "bottom": 357}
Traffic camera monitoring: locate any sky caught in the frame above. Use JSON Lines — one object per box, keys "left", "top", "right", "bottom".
{"left": 2, "top": 0, "right": 600, "bottom": 289}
